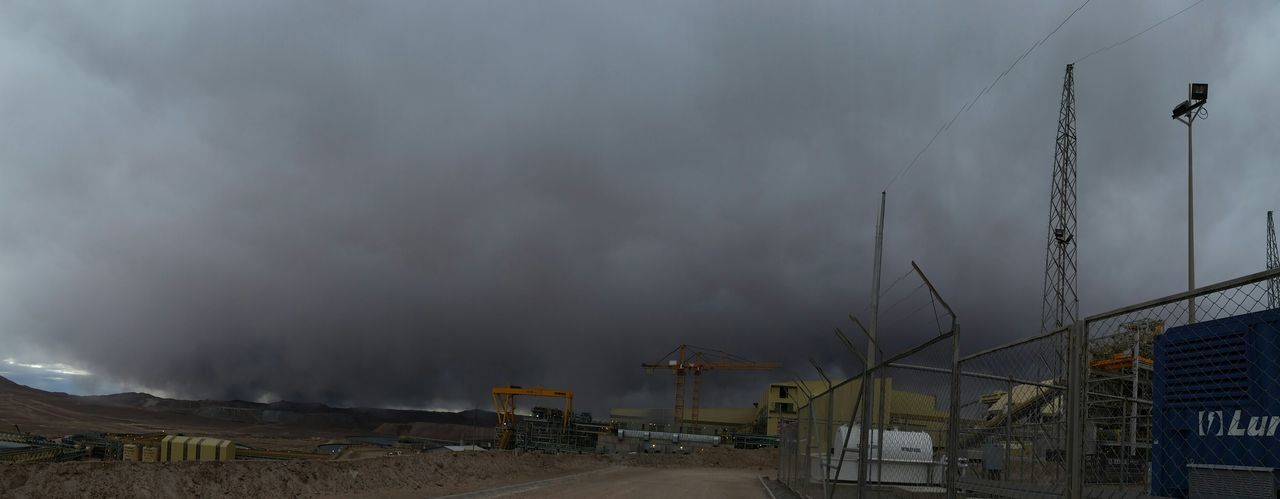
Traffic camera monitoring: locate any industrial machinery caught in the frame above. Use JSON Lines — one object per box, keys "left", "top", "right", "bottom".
{"left": 642, "top": 344, "right": 779, "bottom": 429}
{"left": 491, "top": 386, "right": 573, "bottom": 450}
{"left": 616, "top": 429, "right": 720, "bottom": 455}
{"left": 1153, "top": 308, "right": 1280, "bottom": 498}
{"left": 0, "top": 431, "right": 88, "bottom": 463}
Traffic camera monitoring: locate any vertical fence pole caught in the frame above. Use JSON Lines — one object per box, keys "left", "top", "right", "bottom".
{"left": 793, "top": 420, "right": 801, "bottom": 493}
{"left": 946, "top": 323, "right": 962, "bottom": 499}
{"left": 812, "top": 400, "right": 825, "bottom": 499}
{"left": 779, "top": 425, "right": 787, "bottom": 488}
{"left": 860, "top": 191, "right": 886, "bottom": 499}
{"left": 1129, "top": 331, "right": 1140, "bottom": 460}
{"left": 877, "top": 371, "right": 887, "bottom": 486}
{"left": 1065, "top": 321, "right": 1086, "bottom": 498}
{"left": 811, "top": 360, "right": 834, "bottom": 499}
{"left": 1005, "top": 377, "right": 1013, "bottom": 482}
{"left": 826, "top": 391, "right": 834, "bottom": 494}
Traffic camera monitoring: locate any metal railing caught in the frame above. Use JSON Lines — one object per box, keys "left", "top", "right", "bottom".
{"left": 776, "top": 267, "right": 1280, "bottom": 498}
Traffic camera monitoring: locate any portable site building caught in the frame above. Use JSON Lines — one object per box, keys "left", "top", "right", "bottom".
{"left": 159, "top": 435, "right": 236, "bottom": 462}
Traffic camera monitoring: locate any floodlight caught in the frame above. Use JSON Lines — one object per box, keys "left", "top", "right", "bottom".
{"left": 1189, "top": 83, "right": 1208, "bottom": 102}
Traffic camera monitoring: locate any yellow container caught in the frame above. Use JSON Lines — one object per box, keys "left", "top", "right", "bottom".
{"left": 123, "top": 444, "right": 141, "bottom": 461}
{"left": 141, "top": 446, "right": 159, "bottom": 462}
{"left": 159, "top": 435, "right": 236, "bottom": 462}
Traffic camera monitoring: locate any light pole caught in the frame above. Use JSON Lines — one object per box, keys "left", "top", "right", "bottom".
{"left": 1172, "top": 83, "right": 1208, "bottom": 323}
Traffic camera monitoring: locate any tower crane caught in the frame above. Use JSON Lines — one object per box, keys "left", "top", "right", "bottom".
{"left": 642, "top": 344, "right": 780, "bottom": 428}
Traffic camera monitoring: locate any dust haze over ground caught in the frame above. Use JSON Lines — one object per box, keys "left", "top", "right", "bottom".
{"left": 1, "top": 1, "right": 1279, "bottom": 414}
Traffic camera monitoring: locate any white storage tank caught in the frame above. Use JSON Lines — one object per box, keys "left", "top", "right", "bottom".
{"left": 814, "top": 424, "right": 944, "bottom": 485}
{"left": 616, "top": 429, "right": 721, "bottom": 446}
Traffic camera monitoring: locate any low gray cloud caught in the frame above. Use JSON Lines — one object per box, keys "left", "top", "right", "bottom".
{"left": 0, "top": 1, "right": 1276, "bottom": 414}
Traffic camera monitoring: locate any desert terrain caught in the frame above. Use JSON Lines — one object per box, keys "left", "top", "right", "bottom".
{"left": 0, "top": 376, "right": 776, "bottom": 498}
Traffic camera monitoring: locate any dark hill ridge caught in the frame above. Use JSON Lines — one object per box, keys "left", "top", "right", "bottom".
{"left": 0, "top": 375, "right": 496, "bottom": 437}
{"left": 83, "top": 389, "right": 497, "bottom": 429}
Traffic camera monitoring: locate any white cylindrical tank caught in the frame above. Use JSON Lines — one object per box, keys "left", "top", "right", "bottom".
{"left": 833, "top": 424, "right": 933, "bottom": 463}
{"left": 816, "top": 424, "right": 941, "bottom": 485}
{"left": 617, "top": 429, "right": 721, "bottom": 445}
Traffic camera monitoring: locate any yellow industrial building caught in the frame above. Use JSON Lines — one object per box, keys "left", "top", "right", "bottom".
{"left": 756, "top": 379, "right": 832, "bottom": 435}
{"left": 611, "top": 377, "right": 954, "bottom": 446}
{"left": 755, "top": 378, "right": 951, "bottom": 442}
{"left": 609, "top": 407, "right": 758, "bottom": 434}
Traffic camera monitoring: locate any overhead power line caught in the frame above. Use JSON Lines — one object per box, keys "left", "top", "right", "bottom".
{"left": 849, "top": 267, "right": 917, "bottom": 321}
{"left": 882, "top": 0, "right": 1092, "bottom": 191}
{"left": 1073, "top": 0, "right": 1206, "bottom": 64}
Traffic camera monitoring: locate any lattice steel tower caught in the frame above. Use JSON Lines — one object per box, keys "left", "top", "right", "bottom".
{"left": 1041, "top": 64, "right": 1079, "bottom": 334}
{"left": 1268, "top": 210, "right": 1278, "bottom": 309}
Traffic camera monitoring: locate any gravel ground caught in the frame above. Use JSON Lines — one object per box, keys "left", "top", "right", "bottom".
{"left": 0, "top": 452, "right": 607, "bottom": 499}
{"left": 0, "top": 448, "right": 779, "bottom": 498}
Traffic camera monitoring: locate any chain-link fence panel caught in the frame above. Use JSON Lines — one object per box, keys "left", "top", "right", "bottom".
{"left": 799, "top": 398, "right": 820, "bottom": 499}
{"left": 779, "top": 420, "right": 797, "bottom": 489}
{"left": 1084, "top": 269, "right": 1280, "bottom": 499}
{"left": 805, "top": 339, "right": 958, "bottom": 497}
{"left": 875, "top": 355, "right": 956, "bottom": 489}
{"left": 953, "top": 328, "right": 1070, "bottom": 497}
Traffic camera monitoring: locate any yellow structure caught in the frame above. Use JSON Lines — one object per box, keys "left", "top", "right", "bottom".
{"left": 642, "top": 344, "right": 780, "bottom": 426}
{"left": 609, "top": 377, "right": 957, "bottom": 446}
{"left": 982, "top": 381, "right": 1061, "bottom": 420}
{"left": 609, "top": 407, "right": 757, "bottom": 433}
{"left": 491, "top": 386, "right": 574, "bottom": 450}
{"left": 756, "top": 377, "right": 954, "bottom": 445}
{"left": 122, "top": 444, "right": 141, "bottom": 461}
{"left": 756, "top": 380, "right": 830, "bottom": 435}
{"left": 159, "top": 436, "right": 236, "bottom": 462}
{"left": 141, "top": 446, "right": 159, "bottom": 462}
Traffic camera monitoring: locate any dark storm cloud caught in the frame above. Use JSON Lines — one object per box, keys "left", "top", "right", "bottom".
{"left": 0, "top": 1, "right": 1277, "bottom": 413}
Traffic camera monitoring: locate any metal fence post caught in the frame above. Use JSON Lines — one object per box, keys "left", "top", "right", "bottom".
{"left": 877, "top": 368, "right": 888, "bottom": 486}
{"left": 812, "top": 400, "right": 825, "bottom": 499}
{"left": 1065, "top": 321, "right": 1086, "bottom": 498}
{"left": 791, "top": 426, "right": 798, "bottom": 491}
{"left": 826, "top": 391, "right": 834, "bottom": 495}
{"left": 946, "top": 322, "right": 962, "bottom": 499}
{"left": 1005, "top": 376, "right": 1013, "bottom": 481}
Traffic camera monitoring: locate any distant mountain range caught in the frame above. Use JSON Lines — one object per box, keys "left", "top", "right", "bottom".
{"left": 0, "top": 374, "right": 496, "bottom": 438}
{"left": 81, "top": 390, "right": 498, "bottom": 429}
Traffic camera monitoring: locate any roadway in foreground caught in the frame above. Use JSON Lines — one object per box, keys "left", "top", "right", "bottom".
{"left": 451, "top": 466, "right": 770, "bottom": 498}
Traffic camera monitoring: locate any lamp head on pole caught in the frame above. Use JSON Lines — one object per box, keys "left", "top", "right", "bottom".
{"left": 1173, "top": 83, "right": 1208, "bottom": 120}
{"left": 1189, "top": 83, "right": 1208, "bottom": 102}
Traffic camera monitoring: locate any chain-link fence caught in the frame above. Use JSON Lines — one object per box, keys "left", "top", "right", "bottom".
{"left": 776, "top": 267, "right": 1280, "bottom": 498}
{"left": 776, "top": 333, "right": 958, "bottom": 498}
{"left": 1083, "top": 269, "right": 1280, "bottom": 498}
{"left": 952, "top": 327, "right": 1070, "bottom": 497}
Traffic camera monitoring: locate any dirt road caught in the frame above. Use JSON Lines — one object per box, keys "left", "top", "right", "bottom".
{"left": 449, "top": 466, "right": 769, "bottom": 498}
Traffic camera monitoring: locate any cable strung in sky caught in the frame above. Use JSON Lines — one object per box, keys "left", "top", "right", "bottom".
{"left": 1072, "top": 0, "right": 1206, "bottom": 64}
{"left": 881, "top": 0, "right": 1092, "bottom": 191}
{"left": 882, "top": 0, "right": 1206, "bottom": 192}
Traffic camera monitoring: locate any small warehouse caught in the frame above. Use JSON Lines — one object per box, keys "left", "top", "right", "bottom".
{"left": 159, "top": 435, "right": 236, "bottom": 462}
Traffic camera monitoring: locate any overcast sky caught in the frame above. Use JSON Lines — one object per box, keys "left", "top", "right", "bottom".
{"left": 0, "top": 1, "right": 1277, "bottom": 414}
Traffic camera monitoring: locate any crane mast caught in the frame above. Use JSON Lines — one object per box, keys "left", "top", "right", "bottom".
{"left": 643, "top": 344, "right": 779, "bottom": 429}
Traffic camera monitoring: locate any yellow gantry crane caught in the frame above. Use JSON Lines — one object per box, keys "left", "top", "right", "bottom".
{"left": 491, "top": 386, "right": 573, "bottom": 450}
{"left": 642, "top": 344, "right": 779, "bottom": 428}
